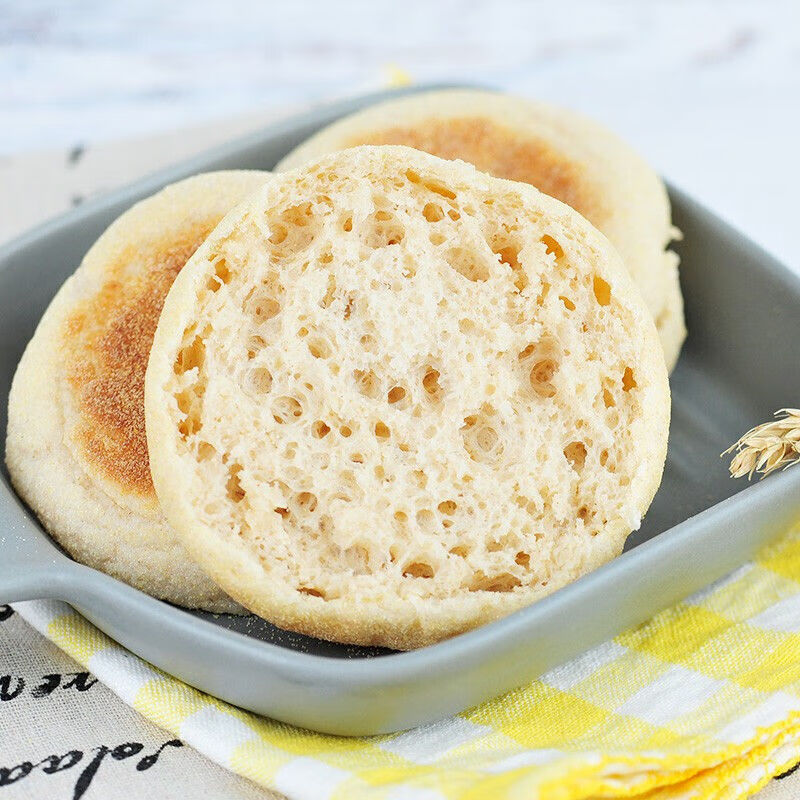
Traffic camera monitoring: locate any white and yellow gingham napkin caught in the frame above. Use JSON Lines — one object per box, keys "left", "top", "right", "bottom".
{"left": 14, "top": 522, "right": 800, "bottom": 800}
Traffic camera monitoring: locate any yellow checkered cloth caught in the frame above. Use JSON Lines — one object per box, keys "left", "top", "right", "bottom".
{"left": 15, "top": 524, "right": 800, "bottom": 800}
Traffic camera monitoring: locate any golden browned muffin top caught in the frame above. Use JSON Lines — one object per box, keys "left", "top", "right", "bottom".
{"left": 64, "top": 225, "right": 213, "bottom": 497}
{"left": 351, "top": 116, "right": 605, "bottom": 228}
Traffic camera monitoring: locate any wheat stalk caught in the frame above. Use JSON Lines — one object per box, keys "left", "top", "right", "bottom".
{"left": 723, "top": 408, "right": 800, "bottom": 479}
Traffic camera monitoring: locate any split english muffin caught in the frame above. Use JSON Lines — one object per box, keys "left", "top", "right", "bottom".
{"left": 278, "top": 89, "right": 686, "bottom": 370}
{"left": 145, "top": 147, "right": 670, "bottom": 649}
{"left": 5, "top": 170, "right": 271, "bottom": 611}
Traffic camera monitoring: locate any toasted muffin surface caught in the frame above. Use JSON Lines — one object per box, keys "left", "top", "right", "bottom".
{"left": 64, "top": 223, "right": 214, "bottom": 499}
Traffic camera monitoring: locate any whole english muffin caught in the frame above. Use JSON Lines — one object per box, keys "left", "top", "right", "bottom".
{"left": 5, "top": 171, "right": 271, "bottom": 611}
{"left": 146, "top": 147, "right": 670, "bottom": 648}
{"left": 278, "top": 89, "right": 685, "bottom": 370}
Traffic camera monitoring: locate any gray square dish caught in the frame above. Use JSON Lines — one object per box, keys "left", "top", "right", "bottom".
{"left": 2, "top": 86, "right": 800, "bottom": 736}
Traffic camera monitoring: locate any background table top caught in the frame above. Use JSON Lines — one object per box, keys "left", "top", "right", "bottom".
{"left": 3, "top": 0, "right": 799, "bottom": 274}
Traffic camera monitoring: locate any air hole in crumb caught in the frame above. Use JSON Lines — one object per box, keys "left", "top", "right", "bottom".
{"left": 226, "top": 464, "right": 245, "bottom": 503}
{"left": 340, "top": 425, "right": 352, "bottom": 438}
{"left": 403, "top": 561, "right": 435, "bottom": 579}
{"left": 422, "top": 368, "right": 442, "bottom": 399}
{"left": 515, "top": 551, "right": 530, "bottom": 567}
{"left": 462, "top": 417, "right": 503, "bottom": 463}
{"left": 374, "top": 421, "right": 390, "bottom": 440}
{"left": 529, "top": 360, "right": 558, "bottom": 398}
{"left": 470, "top": 572, "right": 522, "bottom": 593}
{"left": 207, "top": 259, "right": 231, "bottom": 291}
{"left": 450, "top": 545, "right": 469, "bottom": 558}
{"left": 477, "top": 427, "right": 498, "bottom": 451}
{"left": 267, "top": 205, "right": 315, "bottom": 258}
{"left": 342, "top": 216, "right": 353, "bottom": 232}
{"left": 495, "top": 245, "right": 520, "bottom": 269}
{"left": 282, "top": 202, "right": 312, "bottom": 226}
{"left": 387, "top": 385, "right": 406, "bottom": 404}
{"left": 445, "top": 247, "right": 489, "bottom": 282}
{"left": 622, "top": 367, "right": 637, "bottom": 392}
{"left": 295, "top": 491, "right": 317, "bottom": 513}
{"left": 599, "top": 449, "right": 610, "bottom": 467}
{"left": 269, "top": 225, "right": 288, "bottom": 245}
{"left": 537, "top": 281, "right": 551, "bottom": 306}
{"left": 423, "top": 202, "right": 444, "bottom": 222}
{"left": 559, "top": 295, "right": 576, "bottom": 311}
{"left": 577, "top": 506, "right": 592, "bottom": 522}
{"left": 366, "top": 211, "right": 405, "bottom": 247}
{"left": 495, "top": 244, "right": 527, "bottom": 292}
{"left": 412, "top": 470, "right": 427, "bottom": 489}
{"left": 246, "top": 334, "right": 266, "bottom": 360}
{"left": 176, "top": 389, "right": 202, "bottom": 437}
{"left": 312, "top": 420, "right": 330, "bottom": 438}
{"left": 593, "top": 275, "right": 612, "bottom": 306}
{"left": 251, "top": 295, "right": 281, "bottom": 322}
{"left": 320, "top": 274, "right": 336, "bottom": 308}
{"left": 174, "top": 335, "right": 205, "bottom": 374}
{"left": 298, "top": 586, "right": 325, "bottom": 598}
{"left": 272, "top": 396, "right": 302, "bottom": 424}
{"left": 438, "top": 500, "right": 457, "bottom": 515}
{"left": 196, "top": 441, "right": 216, "bottom": 461}
{"left": 245, "top": 366, "right": 273, "bottom": 395}
{"left": 541, "top": 234, "right": 565, "bottom": 259}
{"left": 564, "top": 441, "right": 587, "bottom": 470}
{"left": 423, "top": 179, "right": 457, "bottom": 200}
{"left": 448, "top": 209, "right": 460, "bottom": 220}
{"left": 350, "top": 453, "right": 364, "bottom": 464}
{"left": 307, "top": 337, "right": 331, "bottom": 359}
{"left": 429, "top": 232, "right": 446, "bottom": 246}
{"left": 603, "top": 387, "right": 616, "bottom": 408}
{"left": 354, "top": 368, "right": 380, "bottom": 398}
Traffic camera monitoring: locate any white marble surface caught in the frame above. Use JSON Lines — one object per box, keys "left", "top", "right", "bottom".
{"left": 2, "top": 0, "right": 800, "bottom": 271}
{"left": 1, "top": 4, "right": 800, "bottom": 798}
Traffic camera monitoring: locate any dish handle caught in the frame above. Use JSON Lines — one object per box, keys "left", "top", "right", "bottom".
{"left": 0, "top": 484, "right": 75, "bottom": 605}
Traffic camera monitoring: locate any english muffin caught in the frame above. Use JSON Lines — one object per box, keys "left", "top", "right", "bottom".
{"left": 146, "top": 147, "right": 670, "bottom": 648}
{"left": 6, "top": 171, "right": 270, "bottom": 611}
{"left": 278, "top": 89, "right": 685, "bottom": 370}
